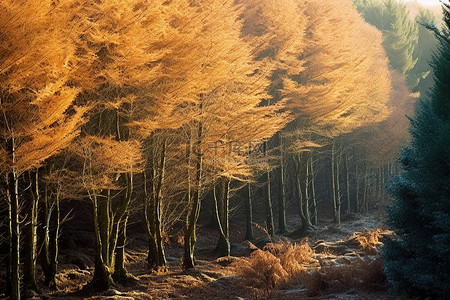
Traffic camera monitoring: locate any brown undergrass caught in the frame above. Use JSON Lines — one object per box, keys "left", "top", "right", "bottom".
{"left": 238, "top": 240, "right": 315, "bottom": 295}
{"left": 303, "top": 257, "right": 385, "bottom": 296}
{"left": 350, "top": 228, "right": 385, "bottom": 254}
{"left": 238, "top": 232, "right": 387, "bottom": 297}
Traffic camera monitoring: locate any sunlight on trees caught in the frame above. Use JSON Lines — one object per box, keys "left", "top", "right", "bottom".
{"left": 0, "top": 0, "right": 444, "bottom": 299}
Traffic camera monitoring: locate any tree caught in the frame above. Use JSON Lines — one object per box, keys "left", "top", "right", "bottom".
{"left": 0, "top": 1, "right": 87, "bottom": 298}
{"left": 282, "top": 0, "right": 391, "bottom": 226}
{"left": 410, "top": 8, "right": 439, "bottom": 95}
{"left": 238, "top": 0, "right": 307, "bottom": 235}
{"left": 68, "top": 0, "right": 172, "bottom": 288}
{"left": 382, "top": 3, "right": 450, "bottom": 298}
{"left": 72, "top": 136, "right": 143, "bottom": 289}
{"left": 354, "top": 0, "right": 420, "bottom": 89}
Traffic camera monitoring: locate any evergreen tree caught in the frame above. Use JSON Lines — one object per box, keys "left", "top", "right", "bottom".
{"left": 383, "top": 4, "right": 450, "bottom": 297}
{"left": 410, "top": 8, "right": 439, "bottom": 95}
{"left": 354, "top": 0, "right": 420, "bottom": 88}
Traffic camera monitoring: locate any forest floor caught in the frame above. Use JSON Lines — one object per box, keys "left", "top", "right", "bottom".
{"left": 25, "top": 212, "right": 397, "bottom": 300}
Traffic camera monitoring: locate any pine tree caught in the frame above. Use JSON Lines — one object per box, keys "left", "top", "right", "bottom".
{"left": 354, "top": 0, "right": 420, "bottom": 88}
{"left": 410, "top": 8, "right": 439, "bottom": 94}
{"left": 382, "top": 3, "right": 450, "bottom": 297}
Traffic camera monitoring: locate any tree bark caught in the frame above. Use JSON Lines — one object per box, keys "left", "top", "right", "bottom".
{"left": 278, "top": 135, "right": 287, "bottom": 233}
{"left": 263, "top": 142, "right": 274, "bottom": 236}
{"left": 39, "top": 177, "right": 59, "bottom": 289}
{"left": 8, "top": 169, "right": 20, "bottom": 300}
{"left": 23, "top": 170, "right": 39, "bottom": 293}
{"left": 294, "top": 153, "right": 312, "bottom": 230}
{"left": 144, "top": 138, "right": 167, "bottom": 272}
{"left": 91, "top": 192, "right": 114, "bottom": 290}
{"left": 345, "top": 151, "right": 351, "bottom": 214}
{"left": 331, "top": 141, "right": 341, "bottom": 224}
{"left": 215, "top": 179, "right": 230, "bottom": 257}
{"left": 8, "top": 137, "right": 20, "bottom": 300}
{"left": 244, "top": 183, "right": 254, "bottom": 240}
{"left": 183, "top": 119, "right": 203, "bottom": 269}
{"left": 309, "top": 153, "right": 318, "bottom": 226}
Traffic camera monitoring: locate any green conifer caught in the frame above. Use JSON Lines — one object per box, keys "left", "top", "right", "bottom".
{"left": 383, "top": 4, "right": 450, "bottom": 297}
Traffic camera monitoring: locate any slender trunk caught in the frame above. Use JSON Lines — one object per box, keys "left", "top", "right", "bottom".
{"left": 8, "top": 136, "right": 20, "bottom": 300}
{"left": 355, "top": 160, "right": 360, "bottom": 212}
{"left": 278, "top": 136, "right": 287, "bottom": 233}
{"left": 304, "top": 152, "right": 311, "bottom": 227}
{"left": 144, "top": 140, "right": 168, "bottom": 271}
{"left": 294, "top": 154, "right": 311, "bottom": 230}
{"left": 40, "top": 180, "right": 52, "bottom": 287}
{"left": 263, "top": 142, "right": 274, "bottom": 236}
{"left": 49, "top": 188, "right": 60, "bottom": 288}
{"left": 363, "top": 172, "right": 368, "bottom": 214}
{"left": 183, "top": 192, "right": 201, "bottom": 269}
{"left": 153, "top": 140, "right": 167, "bottom": 271}
{"left": 345, "top": 151, "right": 351, "bottom": 214}
{"left": 183, "top": 119, "right": 203, "bottom": 269}
{"left": 113, "top": 217, "right": 127, "bottom": 277}
{"left": 215, "top": 179, "right": 230, "bottom": 257}
{"left": 144, "top": 171, "right": 158, "bottom": 270}
{"left": 113, "top": 213, "right": 137, "bottom": 284}
{"left": 112, "top": 173, "right": 135, "bottom": 282}
{"left": 39, "top": 178, "right": 59, "bottom": 289}
{"left": 23, "top": 170, "right": 39, "bottom": 293}
{"left": 91, "top": 192, "right": 113, "bottom": 290}
{"left": 309, "top": 155, "right": 317, "bottom": 226}
{"left": 265, "top": 170, "right": 274, "bottom": 236}
{"left": 245, "top": 183, "right": 254, "bottom": 240}
{"left": 9, "top": 170, "right": 20, "bottom": 300}
{"left": 331, "top": 141, "right": 341, "bottom": 224}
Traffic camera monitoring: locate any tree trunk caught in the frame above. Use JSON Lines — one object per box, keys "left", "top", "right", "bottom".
{"left": 112, "top": 173, "right": 135, "bottom": 282}
{"left": 8, "top": 170, "right": 20, "bottom": 300}
{"left": 265, "top": 170, "right": 274, "bottom": 236}
{"left": 294, "top": 154, "right": 312, "bottom": 230}
{"left": 263, "top": 142, "right": 274, "bottom": 236}
{"left": 39, "top": 177, "right": 59, "bottom": 289}
{"left": 278, "top": 136, "right": 287, "bottom": 233}
{"left": 304, "top": 152, "right": 312, "bottom": 227}
{"left": 23, "top": 170, "right": 39, "bottom": 293}
{"left": 144, "top": 170, "right": 158, "bottom": 270}
{"left": 355, "top": 159, "right": 361, "bottom": 212}
{"left": 245, "top": 183, "right": 254, "bottom": 240}
{"left": 331, "top": 141, "right": 341, "bottom": 224}
{"left": 8, "top": 136, "right": 20, "bottom": 300}
{"left": 144, "top": 138, "right": 168, "bottom": 272}
{"left": 183, "top": 120, "right": 203, "bottom": 269}
{"left": 309, "top": 154, "right": 318, "bottom": 226}
{"left": 113, "top": 213, "right": 137, "bottom": 284}
{"left": 345, "top": 151, "right": 351, "bottom": 214}
{"left": 215, "top": 179, "right": 230, "bottom": 257}
{"left": 90, "top": 193, "right": 113, "bottom": 290}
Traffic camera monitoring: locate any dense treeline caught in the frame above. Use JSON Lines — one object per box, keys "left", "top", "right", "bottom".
{"left": 0, "top": 0, "right": 439, "bottom": 299}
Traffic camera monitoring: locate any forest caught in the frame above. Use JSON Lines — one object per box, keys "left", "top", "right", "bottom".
{"left": 0, "top": 0, "right": 449, "bottom": 299}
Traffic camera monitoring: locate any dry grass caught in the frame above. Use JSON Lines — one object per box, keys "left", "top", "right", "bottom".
{"left": 349, "top": 228, "right": 386, "bottom": 254}
{"left": 237, "top": 240, "right": 316, "bottom": 295}
{"left": 303, "top": 257, "right": 385, "bottom": 296}
{"left": 238, "top": 231, "right": 388, "bottom": 297}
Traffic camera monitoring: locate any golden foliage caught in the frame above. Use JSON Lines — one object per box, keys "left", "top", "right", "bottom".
{"left": 0, "top": 0, "right": 88, "bottom": 175}
{"left": 72, "top": 135, "right": 144, "bottom": 192}
{"left": 284, "top": 0, "right": 391, "bottom": 135}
